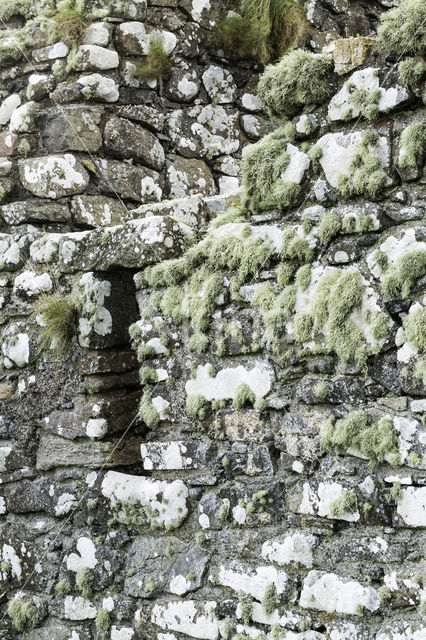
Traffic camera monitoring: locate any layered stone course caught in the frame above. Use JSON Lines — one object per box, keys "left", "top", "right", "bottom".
{"left": 0, "top": 0, "right": 425, "bottom": 639}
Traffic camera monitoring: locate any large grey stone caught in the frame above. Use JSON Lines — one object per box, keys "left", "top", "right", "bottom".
{"left": 97, "top": 158, "right": 163, "bottom": 202}
{"left": 70, "top": 195, "right": 128, "bottom": 227}
{"left": 114, "top": 22, "right": 177, "bottom": 56}
{"left": 18, "top": 155, "right": 90, "bottom": 199}
{"left": 1, "top": 200, "right": 70, "bottom": 225}
{"left": 166, "top": 155, "right": 216, "bottom": 199}
{"left": 103, "top": 117, "right": 165, "bottom": 170}
{"left": 40, "top": 106, "right": 103, "bottom": 153}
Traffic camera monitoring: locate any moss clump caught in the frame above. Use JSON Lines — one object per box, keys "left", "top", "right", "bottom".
{"left": 35, "top": 293, "right": 78, "bottom": 353}
{"left": 337, "top": 130, "right": 387, "bottom": 200}
{"left": 378, "top": 0, "right": 426, "bottom": 56}
{"left": 399, "top": 123, "right": 426, "bottom": 170}
{"left": 314, "top": 381, "right": 328, "bottom": 400}
{"left": 329, "top": 490, "right": 357, "bottom": 518}
{"left": 7, "top": 596, "right": 38, "bottom": 631}
{"left": 293, "top": 313, "right": 313, "bottom": 343}
{"left": 262, "top": 582, "right": 278, "bottom": 614}
{"left": 404, "top": 306, "right": 426, "bottom": 352}
{"left": 398, "top": 57, "right": 425, "bottom": 89}
{"left": 233, "top": 383, "right": 256, "bottom": 409}
{"left": 214, "top": 0, "right": 307, "bottom": 64}
{"left": 381, "top": 250, "right": 426, "bottom": 299}
{"left": 321, "top": 410, "right": 400, "bottom": 464}
{"left": 48, "top": 0, "right": 89, "bottom": 49}
{"left": 0, "top": 0, "right": 32, "bottom": 20}
{"left": 347, "top": 85, "right": 381, "bottom": 122}
{"left": 258, "top": 49, "right": 334, "bottom": 119}
{"left": 295, "top": 264, "right": 311, "bottom": 291}
{"left": 281, "top": 230, "right": 314, "bottom": 263}
{"left": 139, "top": 366, "right": 158, "bottom": 385}
{"left": 378, "top": 585, "right": 392, "bottom": 603}
{"left": 95, "top": 608, "right": 110, "bottom": 639}
{"left": 186, "top": 394, "right": 207, "bottom": 420}
{"left": 0, "top": 27, "right": 34, "bottom": 69}
{"left": 318, "top": 211, "right": 341, "bottom": 245}
{"left": 241, "top": 126, "right": 298, "bottom": 212}
{"left": 133, "top": 36, "right": 172, "bottom": 81}
{"left": 17, "top": 139, "right": 31, "bottom": 157}
{"left": 76, "top": 566, "right": 93, "bottom": 599}
{"left": 188, "top": 332, "right": 209, "bottom": 353}
{"left": 238, "top": 592, "right": 253, "bottom": 625}
{"left": 419, "top": 600, "right": 426, "bottom": 616}
{"left": 138, "top": 391, "right": 160, "bottom": 429}
{"left": 308, "top": 144, "right": 323, "bottom": 165}
{"left": 55, "top": 579, "right": 71, "bottom": 595}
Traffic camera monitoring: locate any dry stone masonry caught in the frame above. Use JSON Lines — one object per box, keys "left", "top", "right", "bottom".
{"left": 0, "top": 0, "right": 425, "bottom": 639}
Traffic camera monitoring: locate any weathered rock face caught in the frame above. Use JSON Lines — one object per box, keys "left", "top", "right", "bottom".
{"left": 0, "top": 0, "right": 425, "bottom": 639}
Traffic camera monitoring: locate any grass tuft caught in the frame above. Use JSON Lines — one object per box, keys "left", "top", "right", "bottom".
{"left": 35, "top": 293, "right": 78, "bottom": 353}
{"left": 48, "top": 0, "right": 89, "bottom": 49}
{"left": 133, "top": 37, "right": 172, "bottom": 81}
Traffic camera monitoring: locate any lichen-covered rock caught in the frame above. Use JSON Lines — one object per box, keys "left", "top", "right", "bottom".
{"left": 40, "top": 106, "right": 103, "bottom": 153}
{"left": 103, "top": 117, "right": 165, "bottom": 170}
{"left": 18, "top": 155, "right": 90, "bottom": 199}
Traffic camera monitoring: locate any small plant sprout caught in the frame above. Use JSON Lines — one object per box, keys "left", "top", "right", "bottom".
{"left": 139, "top": 390, "right": 160, "bottom": 428}
{"left": 133, "top": 36, "right": 172, "bottom": 81}
{"left": 233, "top": 383, "right": 256, "bottom": 409}
{"left": 35, "top": 293, "right": 79, "bottom": 353}
{"left": 76, "top": 566, "right": 94, "bottom": 598}
{"left": 329, "top": 490, "right": 357, "bottom": 518}
{"left": 7, "top": 595, "right": 38, "bottom": 631}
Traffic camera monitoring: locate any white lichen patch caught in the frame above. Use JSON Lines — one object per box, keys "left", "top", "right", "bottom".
{"left": 185, "top": 362, "right": 273, "bottom": 401}
{"left": 317, "top": 482, "right": 360, "bottom": 522}
{"left": 262, "top": 533, "right": 316, "bottom": 568}
{"left": 13, "top": 271, "right": 53, "bottom": 297}
{"left": 0, "top": 94, "right": 21, "bottom": 125}
{"left": 78, "top": 73, "right": 119, "bottom": 102}
{"left": 64, "top": 596, "right": 97, "bottom": 620}
{"left": 216, "top": 562, "right": 288, "bottom": 601}
{"left": 66, "top": 536, "right": 98, "bottom": 572}
{"left": 367, "top": 228, "right": 426, "bottom": 279}
{"left": 299, "top": 571, "right": 380, "bottom": 614}
{"left": 397, "top": 487, "right": 426, "bottom": 527}
{"left": 2, "top": 330, "right": 30, "bottom": 368}
{"left": 78, "top": 272, "right": 112, "bottom": 345}
{"left": 101, "top": 471, "right": 188, "bottom": 529}
{"left": 141, "top": 441, "right": 194, "bottom": 470}
{"left": 202, "top": 65, "right": 236, "bottom": 104}
{"left": 151, "top": 600, "right": 219, "bottom": 640}
{"left": 1, "top": 544, "right": 22, "bottom": 579}
{"left": 19, "top": 155, "right": 89, "bottom": 199}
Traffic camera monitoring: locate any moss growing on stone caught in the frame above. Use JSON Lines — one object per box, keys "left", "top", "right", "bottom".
{"left": 399, "top": 123, "right": 426, "bottom": 170}
{"left": 7, "top": 596, "right": 38, "bottom": 631}
{"left": 55, "top": 579, "right": 71, "bottom": 595}
{"left": 329, "top": 490, "right": 357, "bottom": 518}
{"left": 404, "top": 306, "right": 426, "bottom": 352}
{"left": 233, "top": 383, "right": 256, "bottom": 409}
{"left": 378, "top": 0, "right": 426, "bottom": 56}
{"left": 381, "top": 250, "right": 426, "bottom": 299}
{"left": 139, "top": 366, "right": 158, "bottom": 385}
{"left": 276, "top": 262, "right": 293, "bottom": 288}
{"left": 214, "top": 0, "right": 307, "bottom": 64}
{"left": 238, "top": 592, "right": 253, "bottom": 625}
{"left": 398, "top": 57, "right": 425, "bottom": 89}
{"left": 139, "top": 391, "right": 160, "bottom": 429}
{"left": 293, "top": 313, "right": 313, "bottom": 343}
{"left": 0, "top": 0, "right": 32, "bottom": 20}
{"left": 295, "top": 264, "right": 311, "bottom": 291}
{"left": 318, "top": 211, "right": 341, "bottom": 245}
{"left": 133, "top": 36, "right": 172, "bottom": 81}
{"left": 35, "top": 293, "right": 79, "bottom": 353}
{"left": 95, "top": 608, "right": 110, "bottom": 638}
{"left": 262, "top": 582, "right": 278, "bottom": 614}
{"left": 186, "top": 394, "right": 207, "bottom": 420}
{"left": 308, "top": 144, "right": 323, "bottom": 166}
{"left": 321, "top": 410, "right": 400, "bottom": 464}
{"left": 348, "top": 85, "right": 381, "bottom": 122}
{"left": 48, "top": 0, "right": 89, "bottom": 49}
{"left": 419, "top": 600, "right": 426, "bottom": 616}
{"left": 282, "top": 230, "right": 314, "bottom": 263}
{"left": 314, "top": 381, "right": 328, "bottom": 400}
{"left": 258, "top": 49, "right": 334, "bottom": 119}
{"left": 0, "top": 27, "right": 34, "bottom": 69}
{"left": 337, "top": 130, "right": 387, "bottom": 200}
{"left": 76, "top": 566, "right": 93, "bottom": 599}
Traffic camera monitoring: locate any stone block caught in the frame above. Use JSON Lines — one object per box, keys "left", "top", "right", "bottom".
{"left": 40, "top": 106, "right": 103, "bottom": 153}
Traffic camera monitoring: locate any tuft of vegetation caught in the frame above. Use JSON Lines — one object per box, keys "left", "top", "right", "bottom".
{"left": 76, "top": 566, "right": 94, "bottom": 599}
{"left": 238, "top": 592, "right": 253, "bottom": 625}
{"left": 55, "top": 579, "right": 71, "bottom": 595}
{"left": 241, "top": 126, "right": 302, "bottom": 212}
{"left": 0, "top": 0, "right": 32, "bottom": 21}
{"left": 314, "top": 381, "right": 328, "bottom": 400}
{"left": 398, "top": 57, "right": 425, "bottom": 89}
{"left": 233, "top": 383, "right": 256, "bottom": 409}
{"left": 214, "top": 0, "right": 307, "bottom": 65}
{"left": 186, "top": 394, "right": 207, "bottom": 420}
{"left": 295, "top": 264, "right": 311, "bottom": 291}
{"left": 293, "top": 312, "right": 313, "bottom": 343}
{"left": 404, "top": 306, "right": 426, "bottom": 352}
{"left": 337, "top": 130, "right": 387, "bottom": 200}
{"left": 132, "top": 36, "right": 172, "bottom": 81}
{"left": 381, "top": 250, "right": 426, "bottom": 299}
{"left": 95, "top": 608, "right": 111, "bottom": 638}
{"left": 138, "top": 390, "right": 160, "bottom": 429}
{"left": 48, "top": 0, "right": 89, "bottom": 49}
{"left": 346, "top": 84, "right": 381, "bottom": 122}
{"left": 139, "top": 366, "right": 158, "bottom": 385}
{"left": 35, "top": 293, "right": 78, "bottom": 353}
{"left": 321, "top": 410, "right": 400, "bottom": 464}
{"left": 378, "top": 0, "right": 426, "bottom": 56}
{"left": 262, "top": 582, "right": 278, "bottom": 614}
{"left": 7, "top": 596, "right": 38, "bottom": 631}
{"left": 329, "top": 490, "right": 357, "bottom": 518}
{"left": 318, "top": 211, "right": 341, "bottom": 245}
{"left": 399, "top": 123, "right": 426, "bottom": 170}
{"left": 258, "top": 49, "right": 334, "bottom": 119}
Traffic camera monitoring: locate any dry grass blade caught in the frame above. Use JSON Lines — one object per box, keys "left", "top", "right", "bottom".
{"left": 35, "top": 293, "right": 78, "bottom": 353}
{"left": 133, "top": 37, "right": 172, "bottom": 80}
{"left": 49, "top": 8, "right": 90, "bottom": 49}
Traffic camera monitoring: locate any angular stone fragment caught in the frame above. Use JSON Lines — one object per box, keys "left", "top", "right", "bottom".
{"left": 76, "top": 45, "right": 119, "bottom": 71}
{"left": 40, "top": 106, "right": 103, "bottom": 153}
{"left": 19, "top": 155, "right": 90, "bottom": 199}
{"left": 103, "top": 117, "right": 165, "bottom": 170}
{"left": 1, "top": 200, "right": 70, "bottom": 225}
{"left": 114, "top": 22, "right": 177, "bottom": 56}
{"left": 165, "top": 69, "right": 200, "bottom": 103}
{"left": 117, "top": 104, "right": 165, "bottom": 131}
{"left": 97, "top": 158, "right": 163, "bottom": 202}
{"left": 166, "top": 155, "right": 216, "bottom": 199}
{"left": 70, "top": 195, "right": 127, "bottom": 227}
{"left": 397, "top": 487, "right": 426, "bottom": 527}
{"left": 141, "top": 440, "right": 214, "bottom": 470}
{"left": 330, "top": 37, "right": 376, "bottom": 75}
{"left": 151, "top": 601, "right": 219, "bottom": 640}
{"left": 77, "top": 74, "right": 119, "bottom": 102}
{"left": 300, "top": 571, "right": 380, "bottom": 614}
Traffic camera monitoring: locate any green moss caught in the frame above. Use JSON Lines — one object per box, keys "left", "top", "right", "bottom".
{"left": 420, "top": 600, "right": 426, "bottom": 616}
{"left": 17, "top": 139, "right": 31, "bottom": 157}
{"left": 404, "top": 306, "right": 426, "bottom": 352}
{"left": 35, "top": 293, "right": 78, "bottom": 353}
{"left": 390, "top": 481, "right": 402, "bottom": 502}
{"left": 133, "top": 36, "right": 172, "bottom": 81}
{"left": 238, "top": 592, "right": 253, "bottom": 625}
{"left": 321, "top": 410, "right": 400, "bottom": 464}
{"left": 348, "top": 86, "right": 381, "bottom": 122}
{"left": 329, "top": 490, "right": 357, "bottom": 518}
{"left": 414, "top": 357, "right": 426, "bottom": 385}
{"left": 381, "top": 250, "right": 426, "bottom": 299}
{"left": 214, "top": 0, "right": 307, "bottom": 64}
{"left": 139, "top": 366, "right": 158, "bottom": 385}
{"left": 222, "top": 617, "right": 235, "bottom": 640}
{"left": 0, "top": 0, "right": 32, "bottom": 20}
{"left": 262, "top": 582, "right": 277, "bottom": 614}
{"left": 314, "top": 380, "right": 328, "bottom": 400}
{"left": 282, "top": 230, "right": 314, "bottom": 263}
{"left": 246, "top": 489, "right": 269, "bottom": 514}
{"left": 233, "top": 383, "right": 256, "bottom": 409}
{"left": 145, "top": 577, "right": 155, "bottom": 593}
{"left": 308, "top": 144, "right": 323, "bottom": 165}
{"left": 55, "top": 578, "right": 71, "bottom": 595}
{"left": 48, "top": 0, "right": 89, "bottom": 49}
{"left": 139, "top": 390, "right": 160, "bottom": 429}
{"left": 337, "top": 129, "right": 387, "bottom": 200}
{"left": 76, "top": 566, "right": 93, "bottom": 599}
{"left": 95, "top": 608, "right": 110, "bottom": 638}
{"left": 293, "top": 313, "right": 313, "bottom": 343}
{"left": 399, "top": 123, "right": 426, "bottom": 170}
{"left": 258, "top": 49, "right": 334, "bottom": 119}
{"left": 378, "top": 585, "right": 392, "bottom": 603}
{"left": 398, "top": 57, "right": 425, "bottom": 89}
{"left": 0, "top": 27, "right": 34, "bottom": 69}
{"left": 276, "top": 262, "right": 293, "bottom": 287}
{"left": 295, "top": 264, "right": 311, "bottom": 291}
{"left": 7, "top": 596, "right": 38, "bottom": 631}
{"left": 318, "top": 211, "right": 341, "bottom": 245}
{"left": 371, "top": 313, "right": 389, "bottom": 341}
{"left": 186, "top": 394, "right": 207, "bottom": 420}
{"left": 378, "top": 0, "right": 426, "bottom": 55}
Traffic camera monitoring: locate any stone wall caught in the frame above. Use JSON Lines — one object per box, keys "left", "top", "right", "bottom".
{"left": 0, "top": 0, "right": 425, "bottom": 639}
